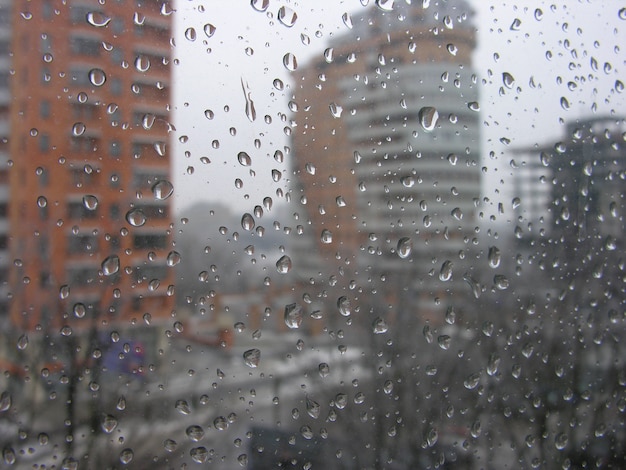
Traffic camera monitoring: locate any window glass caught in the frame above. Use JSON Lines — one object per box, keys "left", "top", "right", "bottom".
{"left": 1, "top": 1, "right": 625, "bottom": 469}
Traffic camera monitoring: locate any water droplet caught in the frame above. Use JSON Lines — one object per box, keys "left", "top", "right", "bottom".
{"left": 439, "top": 261, "right": 453, "bottom": 281}
{"left": 135, "top": 55, "right": 150, "bottom": 73}
{"left": 619, "top": 8, "right": 626, "bottom": 20}
{"left": 88, "top": 68, "right": 106, "bottom": 87}
{"left": 243, "top": 348, "right": 261, "bottom": 368}
{"left": 329, "top": 102, "right": 343, "bottom": 118}
{"left": 306, "top": 397, "right": 320, "bottom": 419}
{"left": 616, "top": 80, "right": 624, "bottom": 93}
{"left": 555, "top": 433, "right": 568, "bottom": 450}
{"left": 119, "top": 448, "right": 133, "bottom": 464}
{"left": 250, "top": 0, "right": 269, "bottom": 12}
{"left": 17, "top": 334, "right": 28, "bottom": 350}
{"left": 72, "top": 302, "right": 90, "bottom": 325}
{"left": 204, "top": 23, "right": 216, "bottom": 38}
{"left": 320, "top": 229, "right": 333, "bottom": 244}
{"left": 342, "top": 12, "right": 353, "bottom": 29}
{"left": 337, "top": 296, "right": 352, "bottom": 316}
{"left": 175, "top": 400, "right": 191, "bottom": 415}
{"left": 487, "top": 353, "right": 501, "bottom": 376}
{"left": 560, "top": 96, "right": 570, "bottom": 110}
{"left": 241, "top": 213, "right": 255, "bottom": 231}
{"left": 3, "top": 448, "right": 16, "bottom": 465}
{"left": 117, "top": 396, "right": 126, "bottom": 411}
{"left": 396, "top": 237, "right": 412, "bottom": 259}
{"left": 186, "top": 425, "right": 205, "bottom": 442}
{"left": 335, "top": 393, "right": 348, "bottom": 409}
{"left": 190, "top": 447, "right": 208, "bottom": 464}
{"left": 213, "top": 416, "right": 229, "bottom": 431}
{"left": 437, "top": 335, "right": 451, "bottom": 350}
{"left": 86, "top": 11, "right": 111, "bottom": 27}
{"left": 163, "top": 439, "right": 177, "bottom": 452}
{"left": 101, "top": 255, "right": 120, "bottom": 276}
{"left": 372, "top": 317, "right": 388, "bottom": 334}
{"left": 184, "top": 27, "right": 196, "bottom": 41}
{"left": 284, "top": 303, "right": 303, "bottom": 329}
{"left": 464, "top": 372, "right": 480, "bottom": 390}
{"left": 283, "top": 53, "right": 298, "bottom": 71}
{"left": 375, "top": 0, "right": 395, "bottom": 11}
{"left": 534, "top": 8, "right": 543, "bottom": 21}
{"left": 72, "top": 122, "right": 86, "bottom": 137}
{"left": 0, "top": 392, "right": 11, "bottom": 411}
{"left": 237, "top": 151, "right": 251, "bottom": 166}
{"left": 319, "top": 363, "right": 329, "bottom": 377}
{"left": 272, "top": 169, "right": 282, "bottom": 182}
{"left": 241, "top": 78, "right": 256, "bottom": 122}
{"left": 418, "top": 106, "right": 439, "bottom": 131}
{"left": 101, "top": 414, "right": 118, "bottom": 433}
{"left": 125, "top": 208, "right": 146, "bottom": 227}
{"left": 488, "top": 246, "right": 501, "bottom": 268}
{"left": 276, "top": 255, "right": 292, "bottom": 274}
{"left": 152, "top": 180, "right": 174, "bottom": 200}
{"left": 166, "top": 251, "right": 181, "bottom": 267}
{"left": 451, "top": 207, "right": 463, "bottom": 220}
{"left": 510, "top": 18, "right": 522, "bottom": 30}
{"left": 467, "top": 101, "right": 480, "bottom": 112}
{"left": 59, "top": 284, "right": 70, "bottom": 299}
{"left": 494, "top": 275, "right": 509, "bottom": 290}
{"left": 446, "top": 43, "right": 458, "bottom": 56}
{"left": 278, "top": 6, "right": 297, "bottom": 27}
{"left": 502, "top": 72, "right": 515, "bottom": 89}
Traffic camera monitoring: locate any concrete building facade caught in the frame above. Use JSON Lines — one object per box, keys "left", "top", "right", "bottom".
{"left": 292, "top": 0, "right": 481, "bottom": 324}
{"left": 7, "top": 0, "right": 174, "bottom": 332}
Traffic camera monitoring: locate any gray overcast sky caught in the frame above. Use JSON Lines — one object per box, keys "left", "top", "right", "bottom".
{"left": 171, "top": 0, "right": 625, "bottom": 216}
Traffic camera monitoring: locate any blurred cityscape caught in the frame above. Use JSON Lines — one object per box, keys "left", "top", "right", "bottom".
{"left": 0, "top": 0, "right": 623, "bottom": 469}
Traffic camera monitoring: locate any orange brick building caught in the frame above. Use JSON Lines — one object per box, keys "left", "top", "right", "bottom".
{"left": 8, "top": 0, "right": 175, "bottom": 332}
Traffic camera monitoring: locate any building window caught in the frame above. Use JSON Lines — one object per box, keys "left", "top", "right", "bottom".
{"left": 67, "top": 201, "right": 98, "bottom": 220}
{"left": 70, "top": 36, "right": 101, "bottom": 57}
{"left": 39, "top": 134, "right": 50, "bottom": 152}
{"left": 40, "top": 101, "right": 50, "bottom": 119}
{"left": 133, "top": 234, "right": 168, "bottom": 250}
{"left": 109, "top": 141, "right": 121, "bottom": 157}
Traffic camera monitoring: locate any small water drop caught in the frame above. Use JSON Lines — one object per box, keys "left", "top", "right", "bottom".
{"left": 237, "top": 151, "right": 251, "bottom": 166}
{"left": 372, "top": 317, "right": 388, "bottom": 334}
{"left": 88, "top": 68, "right": 106, "bottom": 87}
{"left": 488, "top": 246, "right": 501, "bottom": 268}
{"left": 119, "top": 448, "right": 133, "bottom": 465}
{"left": 510, "top": 18, "right": 522, "bottom": 30}
{"left": 243, "top": 348, "right": 261, "bottom": 368}
{"left": 250, "top": 0, "right": 269, "bottom": 12}
{"left": 186, "top": 425, "right": 205, "bottom": 442}
{"left": 418, "top": 106, "right": 439, "bottom": 131}
{"left": 152, "top": 180, "right": 174, "bottom": 200}
{"left": 101, "top": 255, "right": 120, "bottom": 276}
{"left": 283, "top": 53, "right": 298, "bottom": 71}
{"left": 439, "top": 261, "right": 453, "bottom": 281}
{"left": 337, "top": 296, "right": 352, "bottom": 316}
{"left": 284, "top": 303, "right": 303, "bottom": 329}
{"left": 241, "top": 213, "right": 255, "bottom": 231}
{"left": 83, "top": 195, "right": 98, "bottom": 210}
{"left": 101, "top": 414, "right": 118, "bottom": 433}
{"left": 175, "top": 400, "right": 191, "bottom": 415}
{"left": 278, "top": 6, "right": 298, "bottom": 27}
{"left": 125, "top": 208, "right": 146, "bottom": 227}
{"left": 17, "top": 334, "right": 28, "bottom": 350}
{"left": 86, "top": 11, "right": 111, "bottom": 27}
{"left": 396, "top": 237, "right": 412, "bottom": 259}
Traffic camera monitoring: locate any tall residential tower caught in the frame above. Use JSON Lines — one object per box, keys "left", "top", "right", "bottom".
{"left": 292, "top": 0, "right": 481, "bottom": 323}
{"left": 8, "top": 0, "right": 174, "bottom": 332}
